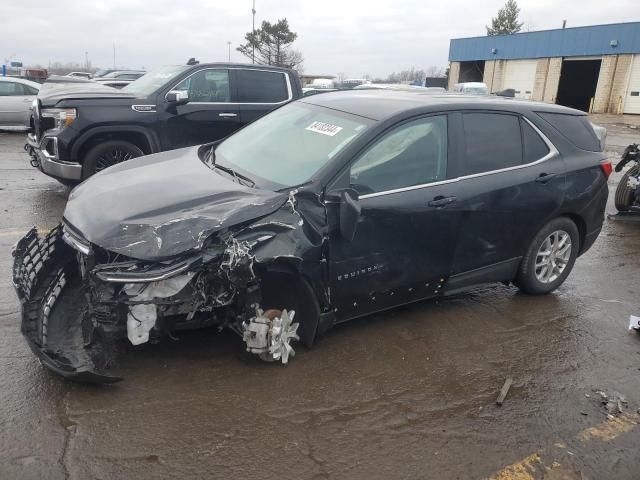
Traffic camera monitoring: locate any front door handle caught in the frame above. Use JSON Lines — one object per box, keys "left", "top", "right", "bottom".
{"left": 535, "top": 173, "right": 557, "bottom": 184}
{"left": 428, "top": 195, "right": 456, "bottom": 208}
{"left": 219, "top": 112, "right": 237, "bottom": 118}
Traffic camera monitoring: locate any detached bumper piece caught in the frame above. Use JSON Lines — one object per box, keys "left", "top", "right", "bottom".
{"left": 12, "top": 226, "right": 122, "bottom": 384}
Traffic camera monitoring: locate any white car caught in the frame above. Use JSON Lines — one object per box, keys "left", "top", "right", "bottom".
{"left": 0, "top": 77, "right": 41, "bottom": 131}
{"left": 452, "top": 82, "right": 488, "bottom": 95}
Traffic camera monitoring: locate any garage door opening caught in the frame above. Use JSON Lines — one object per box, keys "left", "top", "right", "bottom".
{"left": 459, "top": 61, "right": 485, "bottom": 83}
{"left": 556, "top": 59, "right": 601, "bottom": 112}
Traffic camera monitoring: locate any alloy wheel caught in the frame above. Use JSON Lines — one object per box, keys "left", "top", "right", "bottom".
{"left": 95, "top": 149, "right": 136, "bottom": 172}
{"left": 534, "top": 230, "right": 572, "bottom": 284}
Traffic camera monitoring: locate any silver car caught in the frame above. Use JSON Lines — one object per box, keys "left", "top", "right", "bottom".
{"left": 0, "top": 77, "right": 41, "bottom": 130}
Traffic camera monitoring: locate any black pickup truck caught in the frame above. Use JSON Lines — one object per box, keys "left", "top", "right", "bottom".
{"left": 25, "top": 63, "right": 303, "bottom": 184}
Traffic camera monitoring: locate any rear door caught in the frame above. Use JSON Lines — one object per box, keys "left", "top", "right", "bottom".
{"left": 449, "top": 111, "right": 565, "bottom": 283}
{"left": 0, "top": 81, "right": 36, "bottom": 127}
{"left": 161, "top": 68, "right": 239, "bottom": 149}
{"left": 233, "top": 69, "right": 293, "bottom": 127}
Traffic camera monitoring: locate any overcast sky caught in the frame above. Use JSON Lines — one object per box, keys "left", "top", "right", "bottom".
{"left": 4, "top": 0, "right": 640, "bottom": 77}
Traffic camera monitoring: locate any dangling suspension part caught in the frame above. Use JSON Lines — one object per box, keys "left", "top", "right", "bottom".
{"left": 242, "top": 308, "right": 299, "bottom": 364}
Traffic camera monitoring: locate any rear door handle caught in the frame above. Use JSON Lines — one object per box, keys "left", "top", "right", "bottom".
{"left": 428, "top": 195, "right": 457, "bottom": 208}
{"left": 219, "top": 112, "right": 237, "bottom": 118}
{"left": 535, "top": 173, "right": 557, "bottom": 184}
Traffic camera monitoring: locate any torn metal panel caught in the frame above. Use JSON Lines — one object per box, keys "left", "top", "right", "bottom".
{"left": 13, "top": 167, "right": 331, "bottom": 383}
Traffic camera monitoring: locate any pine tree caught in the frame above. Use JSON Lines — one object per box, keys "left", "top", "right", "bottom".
{"left": 486, "top": 0, "right": 524, "bottom": 36}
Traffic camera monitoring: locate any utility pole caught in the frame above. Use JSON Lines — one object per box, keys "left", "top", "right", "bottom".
{"left": 85, "top": 51, "right": 89, "bottom": 70}
{"left": 252, "top": 0, "right": 256, "bottom": 64}
{"left": 227, "top": 42, "right": 232, "bottom": 62}
{"left": 113, "top": 43, "right": 116, "bottom": 69}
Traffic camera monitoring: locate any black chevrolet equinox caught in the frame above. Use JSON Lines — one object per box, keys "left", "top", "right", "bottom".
{"left": 13, "top": 90, "right": 610, "bottom": 382}
{"left": 25, "top": 63, "right": 303, "bottom": 184}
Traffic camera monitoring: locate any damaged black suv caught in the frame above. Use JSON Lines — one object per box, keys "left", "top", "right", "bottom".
{"left": 13, "top": 90, "right": 610, "bottom": 383}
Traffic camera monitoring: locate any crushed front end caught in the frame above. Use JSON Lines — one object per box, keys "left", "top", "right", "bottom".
{"left": 12, "top": 222, "right": 303, "bottom": 383}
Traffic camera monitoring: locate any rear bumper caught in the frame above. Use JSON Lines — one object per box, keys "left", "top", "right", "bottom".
{"left": 25, "top": 133, "right": 82, "bottom": 182}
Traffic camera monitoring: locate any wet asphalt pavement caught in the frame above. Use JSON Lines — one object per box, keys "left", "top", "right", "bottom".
{"left": 1, "top": 123, "right": 640, "bottom": 480}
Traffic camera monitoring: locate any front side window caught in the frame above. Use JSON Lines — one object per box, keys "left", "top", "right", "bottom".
{"left": 236, "top": 70, "right": 289, "bottom": 103}
{"left": 212, "top": 102, "right": 372, "bottom": 188}
{"left": 0, "top": 82, "right": 21, "bottom": 96}
{"left": 461, "top": 113, "right": 522, "bottom": 175}
{"left": 350, "top": 115, "right": 448, "bottom": 195}
{"left": 174, "top": 69, "right": 230, "bottom": 103}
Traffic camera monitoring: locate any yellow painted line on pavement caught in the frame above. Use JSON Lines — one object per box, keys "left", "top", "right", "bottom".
{"left": 488, "top": 453, "right": 542, "bottom": 480}
{"left": 487, "top": 414, "right": 640, "bottom": 479}
{"left": 577, "top": 413, "right": 639, "bottom": 442}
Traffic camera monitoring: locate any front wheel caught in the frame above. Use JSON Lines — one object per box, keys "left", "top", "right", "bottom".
{"left": 614, "top": 164, "right": 640, "bottom": 212}
{"left": 82, "top": 140, "right": 144, "bottom": 179}
{"left": 515, "top": 217, "right": 579, "bottom": 295}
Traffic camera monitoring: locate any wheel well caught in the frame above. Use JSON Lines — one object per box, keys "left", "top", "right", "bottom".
{"left": 561, "top": 213, "right": 586, "bottom": 252}
{"left": 77, "top": 131, "right": 152, "bottom": 163}
{"left": 258, "top": 267, "right": 320, "bottom": 348}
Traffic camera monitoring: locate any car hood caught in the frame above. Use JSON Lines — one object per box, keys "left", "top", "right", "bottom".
{"left": 38, "top": 79, "right": 136, "bottom": 107}
{"left": 64, "top": 147, "right": 288, "bottom": 260}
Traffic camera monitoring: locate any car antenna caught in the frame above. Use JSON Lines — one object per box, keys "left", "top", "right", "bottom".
{"left": 186, "top": 57, "right": 199, "bottom": 66}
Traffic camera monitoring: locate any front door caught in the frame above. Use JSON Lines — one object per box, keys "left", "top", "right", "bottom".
{"left": 160, "top": 68, "right": 239, "bottom": 149}
{"left": 328, "top": 114, "right": 462, "bottom": 321}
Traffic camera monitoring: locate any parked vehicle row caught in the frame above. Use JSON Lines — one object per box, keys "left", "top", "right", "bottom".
{"left": 24, "top": 62, "right": 303, "bottom": 183}
{"left": 12, "top": 89, "right": 610, "bottom": 382}
{"left": 0, "top": 76, "right": 40, "bottom": 131}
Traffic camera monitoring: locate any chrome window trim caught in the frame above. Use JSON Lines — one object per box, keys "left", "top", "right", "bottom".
{"left": 166, "top": 67, "right": 293, "bottom": 106}
{"left": 358, "top": 116, "right": 559, "bottom": 200}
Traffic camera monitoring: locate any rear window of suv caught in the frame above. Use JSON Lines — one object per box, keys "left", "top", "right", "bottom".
{"left": 236, "top": 69, "right": 289, "bottom": 103}
{"left": 537, "top": 112, "right": 601, "bottom": 151}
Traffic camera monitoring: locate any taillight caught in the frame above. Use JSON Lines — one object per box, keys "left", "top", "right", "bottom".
{"left": 600, "top": 159, "right": 613, "bottom": 178}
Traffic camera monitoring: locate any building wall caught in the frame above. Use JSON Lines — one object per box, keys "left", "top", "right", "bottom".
{"left": 483, "top": 60, "right": 506, "bottom": 92}
{"left": 448, "top": 62, "right": 460, "bottom": 90}
{"left": 592, "top": 54, "right": 633, "bottom": 113}
{"left": 531, "top": 59, "right": 550, "bottom": 101}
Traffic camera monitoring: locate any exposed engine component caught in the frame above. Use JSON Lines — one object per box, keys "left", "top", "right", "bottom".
{"left": 242, "top": 309, "right": 299, "bottom": 364}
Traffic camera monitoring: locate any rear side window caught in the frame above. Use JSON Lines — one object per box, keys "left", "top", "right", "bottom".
{"left": 461, "top": 113, "right": 522, "bottom": 175}
{"left": 522, "top": 120, "right": 550, "bottom": 162}
{"left": 236, "top": 70, "right": 289, "bottom": 103}
{"left": 537, "top": 112, "right": 600, "bottom": 151}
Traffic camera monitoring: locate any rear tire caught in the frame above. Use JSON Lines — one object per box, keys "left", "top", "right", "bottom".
{"left": 515, "top": 217, "right": 579, "bottom": 295}
{"left": 82, "top": 140, "right": 144, "bottom": 179}
{"left": 615, "top": 164, "right": 640, "bottom": 212}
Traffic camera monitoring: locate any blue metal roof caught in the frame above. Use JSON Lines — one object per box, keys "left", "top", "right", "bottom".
{"left": 449, "top": 22, "right": 640, "bottom": 62}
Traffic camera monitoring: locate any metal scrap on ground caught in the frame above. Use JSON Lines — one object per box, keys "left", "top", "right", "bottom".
{"left": 496, "top": 377, "right": 513, "bottom": 406}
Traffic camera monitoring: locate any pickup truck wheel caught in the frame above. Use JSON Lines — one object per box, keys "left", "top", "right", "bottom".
{"left": 615, "top": 164, "right": 640, "bottom": 212}
{"left": 82, "top": 141, "right": 144, "bottom": 179}
{"left": 515, "top": 217, "right": 579, "bottom": 296}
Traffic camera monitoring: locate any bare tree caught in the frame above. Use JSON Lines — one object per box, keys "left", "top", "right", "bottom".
{"left": 426, "top": 66, "right": 445, "bottom": 77}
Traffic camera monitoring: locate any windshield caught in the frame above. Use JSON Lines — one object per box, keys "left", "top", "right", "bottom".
{"left": 122, "top": 65, "right": 190, "bottom": 97}
{"left": 212, "top": 102, "right": 373, "bottom": 188}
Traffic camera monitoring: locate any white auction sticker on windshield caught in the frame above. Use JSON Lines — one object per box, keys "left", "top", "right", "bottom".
{"left": 306, "top": 121, "right": 343, "bottom": 136}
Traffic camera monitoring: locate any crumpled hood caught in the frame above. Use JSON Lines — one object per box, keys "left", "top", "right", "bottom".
{"left": 64, "top": 147, "right": 288, "bottom": 260}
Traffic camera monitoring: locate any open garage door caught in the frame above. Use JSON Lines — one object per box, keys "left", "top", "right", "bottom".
{"left": 503, "top": 60, "right": 537, "bottom": 99}
{"left": 624, "top": 55, "right": 640, "bottom": 114}
{"left": 556, "top": 58, "right": 601, "bottom": 112}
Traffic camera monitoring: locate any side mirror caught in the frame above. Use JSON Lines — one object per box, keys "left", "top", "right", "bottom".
{"left": 339, "top": 189, "right": 361, "bottom": 242}
{"left": 166, "top": 90, "right": 189, "bottom": 105}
